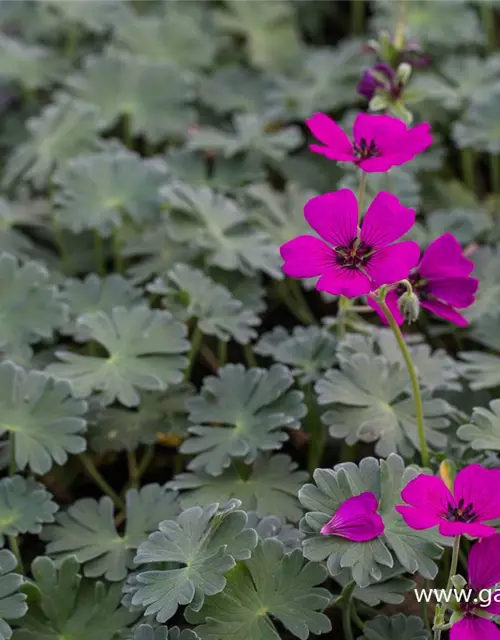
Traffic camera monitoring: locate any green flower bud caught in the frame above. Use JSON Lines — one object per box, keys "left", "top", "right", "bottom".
{"left": 398, "top": 290, "right": 420, "bottom": 323}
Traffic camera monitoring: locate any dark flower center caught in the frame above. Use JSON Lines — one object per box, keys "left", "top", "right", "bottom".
{"left": 446, "top": 498, "right": 478, "bottom": 523}
{"left": 353, "top": 137, "right": 380, "bottom": 160}
{"left": 335, "top": 240, "right": 372, "bottom": 270}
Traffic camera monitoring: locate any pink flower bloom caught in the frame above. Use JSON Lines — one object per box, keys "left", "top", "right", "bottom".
{"left": 450, "top": 534, "right": 500, "bottom": 640}
{"left": 280, "top": 189, "right": 420, "bottom": 298}
{"left": 368, "top": 233, "right": 479, "bottom": 326}
{"left": 396, "top": 465, "right": 500, "bottom": 538}
{"left": 320, "top": 492, "right": 384, "bottom": 541}
{"left": 306, "top": 112, "right": 432, "bottom": 173}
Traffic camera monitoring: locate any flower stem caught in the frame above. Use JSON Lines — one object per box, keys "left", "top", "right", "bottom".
{"left": 490, "top": 154, "right": 500, "bottom": 194}
{"left": 288, "top": 280, "right": 317, "bottom": 325}
{"left": 481, "top": 1, "right": 497, "bottom": 53}
{"left": 127, "top": 451, "right": 139, "bottom": 488}
{"left": 243, "top": 343, "right": 257, "bottom": 368}
{"left": 8, "top": 535, "right": 23, "bottom": 574}
{"left": 184, "top": 325, "right": 203, "bottom": 381}
{"left": 79, "top": 453, "right": 125, "bottom": 510}
{"left": 9, "top": 432, "right": 15, "bottom": 476}
{"left": 460, "top": 148, "right": 476, "bottom": 193}
{"left": 218, "top": 340, "right": 227, "bottom": 366}
{"left": 376, "top": 295, "right": 429, "bottom": 467}
{"left": 350, "top": 0, "right": 365, "bottom": 34}
{"left": 341, "top": 581, "right": 356, "bottom": 640}
{"left": 433, "top": 536, "right": 461, "bottom": 640}
{"left": 305, "top": 383, "right": 324, "bottom": 475}
{"left": 351, "top": 604, "right": 365, "bottom": 631}
{"left": 357, "top": 172, "right": 368, "bottom": 221}
{"left": 137, "top": 444, "right": 155, "bottom": 478}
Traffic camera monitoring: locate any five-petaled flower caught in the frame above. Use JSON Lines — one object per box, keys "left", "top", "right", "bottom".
{"left": 368, "top": 233, "right": 479, "bottom": 327}
{"left": 396, "top": 464, "right": 500, "bottom": 538}
{"left": 280, "top": 188, "right": 420, "bottom": 298}
{"left": 320, "top": 492, "right": 384, "bottom": 541}
{"left": 449, "top": 534, "right": 500, "bottom": 640}
{"left": 306, "top": 112, "right": 432, "bottom": 172}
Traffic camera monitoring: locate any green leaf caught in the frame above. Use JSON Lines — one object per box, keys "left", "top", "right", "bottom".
{"left": 46, "top": 0, "right": 130, "bottom": 33}
{"left": 0, "top": 253, "right": 68, "bottom": 354}
{"left": 47, "top": 306, "right": 189, "bottom": 407}
{"left": 209, "top": 269, "right": 266, "bottom": 315}
{"left": 169, "top": 453, "right": 307, "bottom": 523}
{"left": 0, "top": 549, "right": 27, "bottom": 640}
{"left": 458, "top": 351, "right": 500, "bottom": 390}
{"left": 114, "top": 2, "right": 217, "bottom": 70}
{"left": 465, "top": 245, "right": 500, "bottom": 323}
{"left": 458, "top": 399, "right": 500, "bottom": 451}
{"left": 315, "top": 352, "right": 451, "bottom": 458}
{"left": 360, "top": 614, "right": 428, "bottom": 640}
{"left": 334, "top": 566, "right": 416, "bottom": 607}
{"left": 339, "top": 331, "right": 461, "bottom": 393}
{"left": 372, "top": 0, "right": 484, "bottom": 48}
{"left": 0, "top": 34, "right": 65, "bottom": 89}
{"left": 3, "top": 93, "right": 101, "bottom": 189}
{"left": 127, "top": 502, "right": 258, "bottom": 623}
{"left": 67, "top": 49, "right": 195, "bottom": 143}
{"left": 53, "top": 147, "right": 167, "bottom": 235}
{"left": 161, "top": 183, "right": 282, "bottom": 278}
{"left": 130, "top": 625, "right": 199, "bottom": 640}
{"left": 0, "top": 475, "right": 58, "bottom": 545}
{"left": 186, "top": 539, "right": 332, "bottom": 640}
{"left": 246, "top": 513, "right": 304, "bottom": 551}
{"left": 89, "top": 384, "right": 194, "bottom": 453}
{"left": 181, "top": 364, "right": 306, "bottom": 475}
{"left": 148, "top": 264, "right": 260, "bottom": 344}
{"left": 453, "top": 84, "right": 500, "bottom": 153}
{"left": 61, "top": 273, "right": 142, "bottom": 341}
{"left": 123, "top": 224, "right": 201, "bottom": 285}
{"left": 215, "top": 0, "right": 301, "bottom": 72}
{"left": 13, "top": 556, "right": 137, "bottom": 639}
{"left": 187, "top": 115, "right": 302, "bottom": 161}
{"left": 199, "top": 66, "right": 276, "bottom": 114}
{"left": 419, "top": 208, "right": 493, "bottom": 247}
{"left": 255, "top": 326, "right": 337, "bottom": 384}
{"left": 42, "top": 484, "right": 180, "bottom": 582}
{"left": 0, "top": 361, "right": 87, "bottom": 475}
{"left": 299, "top": 454, "right": 445, "bottom": 587}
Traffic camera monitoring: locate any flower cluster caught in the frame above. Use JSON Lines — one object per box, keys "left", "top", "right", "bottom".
{"left": 280, "top": 112, "right": 479, "bottom": 326}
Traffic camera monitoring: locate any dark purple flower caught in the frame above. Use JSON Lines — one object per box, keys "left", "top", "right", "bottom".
{"left": 357, "top": 63, "right": 397, "bottom": 101}
{"left": 320, "top": 492, "right": 384, "bottom": 541}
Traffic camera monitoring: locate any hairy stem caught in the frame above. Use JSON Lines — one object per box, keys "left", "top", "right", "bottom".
{"left": 341, "top": 581, "right": 356, "bottom": 640}
{"left": 357, "top": 171, "right": 368, "bottom": 221}
{"left": 8, "top": 535, "right": 23, "bottom": 574}
{"left": 243, "top": 343, "right": 257, "bottom": 368}
{"left": 376, "top": 294, "right": 429, "bottom": 467}
{"left": 433, "top": 536, "right": 461, "bottom": 640}
{"left": 79, "top": 453, "right": 125, "bottom": 510}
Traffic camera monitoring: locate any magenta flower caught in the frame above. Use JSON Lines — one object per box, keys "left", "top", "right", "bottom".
{"left": 320, "top": 492, "right": 384, "bottom": 541}
{"left": 306, "top": 112, "right": 432, "bottom": 173}
{"left": 368, "top": 233, "right": 479, "bottom": 326}
{"left": 396, "top": 465, "right": 500, "bottom": 538}
{"left": 450, "top": 534, "right": 500, "bottom": 640}
{"left": 280, "top": 189, "right": 420, "bottom": 298}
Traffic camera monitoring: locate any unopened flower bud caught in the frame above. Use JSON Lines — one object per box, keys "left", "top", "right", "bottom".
{"left": 397, "top": 290, "right": 420, "bottom": 323}
{"left": 368, "top": 95, "right": 389, "bottom": 112}
{"left": 439, "top": 459, "right": 457, "bottom": 490}
{"left": 395, "top": 62, "right": 412, "bottom": 87}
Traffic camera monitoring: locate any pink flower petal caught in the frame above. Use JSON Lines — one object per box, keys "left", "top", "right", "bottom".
{"left": 316, "top": 264, "right": 371, "bottom": 298}
{"left": 304, "top": 189, "right": 358, "bottom": 247}
{"left": 400, "top": 473, "right": 452, "bottom": 517}
{"left": 480, "top": 591, "right": 500, "bottom": 616}
{"left": 420, "top": 299, "right": 469, "bottom": 327}
{"left": 450, "top": 616, "right": 500, "bottom": 640}
{"left": 468, "top": 535, "right": 500, "bottom": 591}
{"left": 395, "top": 505, "right": 442, "bottom": 530}
{"left": 366, "top": 290, "right": 404, "bottom": 325}
{"left": 280, "top": 235, "right": 335, "bottom": 278}
{"left": 306, "top": 113, "right": 355, "bottom": 161}
{"left": 309, "top": 144, "right": 357, "bottom": 163}
{"left": 361, "top": 192, "right": 416, "bottom": 248}
{"left": 365, "top": 242, "right": 421, "bottom": 287}
{"left": 419, "top": 233, "right": 475, "bottom": 280}
{"left": 359, "top": 156, "right": 407, "bottom": 172}
{"left": 353, "top": 113, "right": 407, "bottom": 148}
{"left": 426, "top": 277, "right": 479, "bottom": 309}
{"left": 439, "top": 521, "right": 496, "bottom": 538}
{"left": 320, "top": 492, "right": 384, "bottom": 541}
{"left": 454, "top": 466, "right": 500, "bottom": 524}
